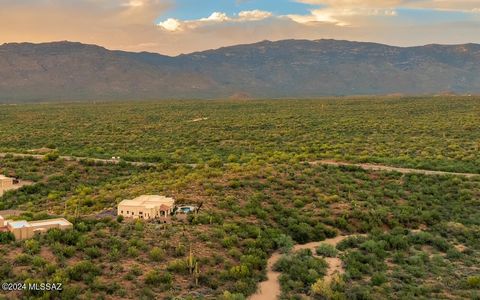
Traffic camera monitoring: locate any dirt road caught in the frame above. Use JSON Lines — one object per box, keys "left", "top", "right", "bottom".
{"left": 1, "top": 152, "right": 478, "bottom": 177}
{"left": 310, "top": 160, "right": 479, "bottom": 178}
{"left": 249, "top": 235, "right": 349, "bottom": 300}
{"left": 0, "top": 152, "right": 158, "bottom": 167}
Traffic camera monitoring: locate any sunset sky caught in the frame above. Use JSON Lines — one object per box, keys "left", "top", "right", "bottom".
{"left": 1, "top": 0, "right": 480, "bottom": 55}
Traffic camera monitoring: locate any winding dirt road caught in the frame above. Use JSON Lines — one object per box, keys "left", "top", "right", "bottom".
{"left": 1, "top": 152, "right": 478, "bottom": 178}
{"left": 249, "top": 235, "right": 349, "bottom": 300}
{"left": 0, "top": 152, "right": 159, "bottom": 167}
{"left": 310, "top": 160, "right": 479, "bottom": 178}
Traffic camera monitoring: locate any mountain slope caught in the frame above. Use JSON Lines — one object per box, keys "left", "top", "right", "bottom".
{"left": 1, "top": 39, "right": 480, "bottom": 101}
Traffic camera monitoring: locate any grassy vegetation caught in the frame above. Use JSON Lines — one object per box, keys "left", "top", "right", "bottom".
{"left": 0, "top": 97, "right": 479, "bottom": 172}
{"left": 0, "top": 97, "right": 479, "bottom": 299}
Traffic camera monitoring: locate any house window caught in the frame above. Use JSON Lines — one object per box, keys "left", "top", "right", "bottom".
{"left": 139, "top": 212, "right": 143, "bottom": 215}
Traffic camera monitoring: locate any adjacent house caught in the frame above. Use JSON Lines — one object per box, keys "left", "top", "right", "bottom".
{"left": 0, "top": 175, "right": 28, "bottom": 197}
{"left": 0, "top": 175, "right": 14, "bottom": 189}
{"left": 118, "top": 195, "right": 175, "bottom": 221}
{"left": 0, "top": 216, "right": 73, "bottom": 240}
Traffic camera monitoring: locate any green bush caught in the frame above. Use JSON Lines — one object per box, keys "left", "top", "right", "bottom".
{"left": 149, "top": 247, "right": 165, "bottom": 262}
{"left": 467, "top": 276, "right": 480, "bottom": 288}
{"left": 0, "top": 232, "right": 14, "bottom": 243}
{"left": 274, "top": 234, "right": 294, "bottom": 253}
{"left": 316, "top": 244, "right": 338, "bottom": 257}
{"left": 23, "top": 239, "right": 40, "bottom": 254}
{"left": 67, "top": 261, "right": 101, "bottom": 282}
{"left": 144, "top": 270, "right": 173, "bottom": 286}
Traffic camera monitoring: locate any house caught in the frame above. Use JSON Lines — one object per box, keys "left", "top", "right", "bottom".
{"left": 0, "top": 216, "right": 8, "bottom": 234}
{"left": 0, "top": 175, "right": 29, "bottom": 197}
{"left": 0, "top": 216, "right": 73, "bottom": 240}
{"left": 0, "top": 175, "right": 14, "bottom": 189}
{"left": 118, "top": 195, "right": 175, "bottom": 221}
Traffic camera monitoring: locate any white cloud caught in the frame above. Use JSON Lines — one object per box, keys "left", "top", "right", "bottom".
{"left": 157, "top": 18, "right": 182, "bottom": 31}
{"left": 289, "top": 7, "right": 397, "bottom": 26}
{"left": 157, "top": 10, "right": 273, "bottom": 32}
{"left": 1, "top": 0, "right": 480, "bottom": 55}
{"left": 122, "top": 0, "right": 145, "bottom": 7}
{"left": 296, "top": 0, "right": 480, "bottom": 12}
{"left": 201, "top": 12, "right": 230, "bottom": 22}
{"left": 238, "top": 10, "right": 273, "bottom": 21}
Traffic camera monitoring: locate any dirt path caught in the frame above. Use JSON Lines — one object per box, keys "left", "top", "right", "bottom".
{"left": 249, "top": 235, "right": 349, "bottom": 300}
{"left": 0, "top": 152, "right": 159, "bottom": 167}
{"left": 310, "top": 160, "right": 479, "bottom": 178}
{"left": 2, "top": 152, "right": 477, "bottom": 177}
{"left": 250, "top": 252, "right": 283, "bottom": 300}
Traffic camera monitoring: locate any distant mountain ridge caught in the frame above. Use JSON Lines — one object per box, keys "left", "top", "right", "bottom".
{"left": 1, "top": 39, "right": 480, "bottom": 102}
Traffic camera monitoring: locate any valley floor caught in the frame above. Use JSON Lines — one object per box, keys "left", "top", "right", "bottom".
{"left": 0, "top": 97, "right": 479, "bottom": 299}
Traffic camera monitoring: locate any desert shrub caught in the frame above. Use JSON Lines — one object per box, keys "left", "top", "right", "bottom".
{"left": 316, "top": 244, "right": 338, "bottom": 257}
{"left": 67, "top": 261, "right": 101, "bottom": 282}
{"left": 167, "top": 259, "right": 188, "bottom": 274}
{"left": 229, "top": 264, "right": 251, "bottom": 279}
{"left": 220, "top": 291, "right": 246, "bottom": 300}
{"left": 311, "top": 274, "right": 345, "bottom": 300}
{"left": 274, "top": 234, "right": 294, "bottom": 253}
{"left": 467, "top": 276, "right": 480, "bottom": 288}
{"left": 85, "top": 246, "right": 101, "bottom": 259}
{"left": 109, "top": 247, "right": 121, "bottom": 262}
{"left": 14, "top": 254, "right": 33, "bottom": 265}
{"left": 31, "top": 255, "right": 46, "bottom": 268}
{"left": 44, "top": 151, "right": 60, "bottom": 161}
{"left": 275, "top": 249, "right": 328, "bottom": 294}
{"left": 371, "top": 272, "right": 387, "bottom": 286}
{"left": 0, "top": 260, "right": 12, "bottom": 279}
{"left": 145, "top": 270, "right": 173, "bottom": 286}
{"left": 52, "top": 243, "right": 76, "bottom": 258}
{"left": 23, "top": 239, "right": 40, "bottom": 254}
{"left": 127, "top": 246, "right": 139, "bottom": 257}
{"left": 149, "top": 247, "right": 165, "bottom": 262}
{"left": 174, "top": 244, "right": 186, "bottom": 257}
{"left": 0, "top": 232, "right": 14, "bottom": 243}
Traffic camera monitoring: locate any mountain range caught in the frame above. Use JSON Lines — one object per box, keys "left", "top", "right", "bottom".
{"left": 1, "top": 39, "right": 480, "bottom": 102}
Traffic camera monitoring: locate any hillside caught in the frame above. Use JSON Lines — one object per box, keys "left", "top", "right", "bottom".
{"left": 1, "top": 40, "right": 480, "bottom": 101}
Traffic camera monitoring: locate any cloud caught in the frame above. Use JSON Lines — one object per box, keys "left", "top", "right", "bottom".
{"left": 238, "top": 10, "right": 274, "bottom": 21}
{"left": 157, "top": 10, "right": 273, "bottom": 32}
{"left": 156, "top": 0, "right": 404, "bottom": 32}
{"left": 1, "top": 0, "right": 480, "bottom": 55}
{"left": 158, "top": 18, "right": 183, "bottom": 31}
{"left": 296, "top": 0, "right": 480, "bottom": 11}
{"left": 407, "top": 0, "right": 480, "bottom": 12}
{"left": 288, "top": 7, "right": 397, "bottom": 26}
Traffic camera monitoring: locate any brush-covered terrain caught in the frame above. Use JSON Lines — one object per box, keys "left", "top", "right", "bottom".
{"left": 0, "top": 97, "right": 479, "bottom": 300}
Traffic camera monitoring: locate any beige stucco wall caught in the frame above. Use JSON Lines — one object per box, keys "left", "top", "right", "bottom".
{"left": 118, "top": 205, "right": 172, "bottom": 220}
{"left": 0, "top": 178, "right": 13, "bottom": 189}
{"left": 7, "top": 225, "right": 34, "bottom": 240}
{"left": 7, "top": 219, "right": 73, "bottom": 240}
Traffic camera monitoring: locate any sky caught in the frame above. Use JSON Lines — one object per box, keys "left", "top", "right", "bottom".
{"left": 1, "top": 0, "right": 480, "bottom": 55}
